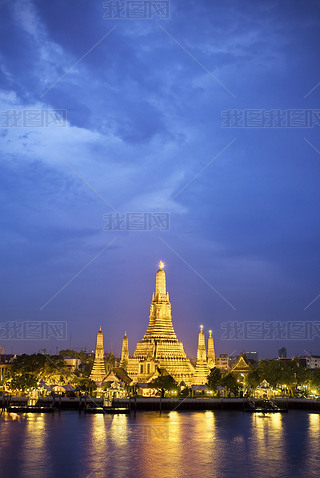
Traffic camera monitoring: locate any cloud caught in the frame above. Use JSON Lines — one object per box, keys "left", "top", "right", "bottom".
{"left": 1, "top": 0, "right": 320, "bottom": 354}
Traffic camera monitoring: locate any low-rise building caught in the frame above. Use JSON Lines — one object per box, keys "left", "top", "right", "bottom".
{"left": 215, "top": 354, "right": 229, "bottom": 370}
{"left": 0, "top": 354, "right": 14, "bottom": 383}
{"left": 64, "top": 358, "right": 82, "bottom": 371}
{"left": 298, "top": 355, "right": 320, "bottom": 369}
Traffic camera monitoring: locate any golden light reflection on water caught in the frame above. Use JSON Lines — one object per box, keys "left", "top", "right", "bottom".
{"left": 202, "top": 410, "right": 216, "bottom": 443}
{"left": 308, "top": 411, "right": 320, "bottom": 431}
{"left": 250, "top": 412, "right": 285, "bottom": 476}
{"left": 85, "top": 414, "right": 111, "bottom": 477}
{"left": 306, "top": 413, "right": 320, "bottom": 476}
{"left": 131, "top": 412, "right": 185, "bottom": 478}
{"left": 110, "top": 414, "right": 129, "bottom": 447}
{"left": 133, "top": 411, "right": 219, "bottom": 478}
{"left": 20, "top": 414, "right": 51, "bottom": 477}
{"left": 1, "top": 410, "right": 320, "bottom": 478}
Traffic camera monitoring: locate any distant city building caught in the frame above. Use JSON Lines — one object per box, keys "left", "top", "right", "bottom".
{"left": 297, "top": 357, "right": 307, "bottom": 367}
{"left": 215, "top": 354, "right": 229, "bottom": 370}
{"left": 0, "top": 363, "right": 11, "bottom": 382}
{"left": 0, "top": 346, "right": 4, "bottom": 355}
{"left": 0, "top": 354, "right": 14, "bottom": 382}
{"left": 228, "top": 355, "right": 238, "bottom": 367}
{"left": 278, "top": 357, "right": 307, "bottom": 367}
{"left": 64, "top": 358, "right": 81, "bottom": 371}
{"left": 278, "top": 347, "right": 287, "bottom": 359}
{"left": 90, "top": 327, "right": 107, "bottom": 382}
{"left": 0, "top": 354, "right": 15, "bottom": 363}
{"left": 245, "top": 352, "right": 259, "bottom": 363}
{"left": 299, "top": 355, "right": 320, "bottom": 369}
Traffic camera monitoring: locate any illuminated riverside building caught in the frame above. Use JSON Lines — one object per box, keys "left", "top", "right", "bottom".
{"left": 126, "top": 262, "right": 195, "bottom": 386}
{"left": 90, "top": 327, "right": 107, "bottom": 382}
{"left": 193, "top": 326, "right": 210, "bottom": 385}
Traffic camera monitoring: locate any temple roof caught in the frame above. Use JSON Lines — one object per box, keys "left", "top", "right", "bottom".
{"left": 229, "top": 353, "right": 253, "bottom": 374}
{"left": 104, "top": 367, "right": 132, "bottom": 385}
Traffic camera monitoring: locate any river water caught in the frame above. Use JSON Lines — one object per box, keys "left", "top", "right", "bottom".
{"left": 0, "top": 410, "right": 319, "bottom": 477}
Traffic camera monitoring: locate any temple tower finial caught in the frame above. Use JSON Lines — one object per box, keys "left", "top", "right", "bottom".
{"left": 155, "top": 261, "right": 166, "bottom": 296}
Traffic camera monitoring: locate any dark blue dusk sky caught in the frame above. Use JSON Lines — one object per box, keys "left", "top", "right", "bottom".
{"left": 1, "top": 0, "right": 320, "bottom": 359}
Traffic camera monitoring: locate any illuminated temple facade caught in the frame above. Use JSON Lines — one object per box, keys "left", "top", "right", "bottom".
{"left": 126, "top": 262, "right": 195, "bottom": 386}
{"left": 89, "top": 263, "right": 217, "bottom": 387}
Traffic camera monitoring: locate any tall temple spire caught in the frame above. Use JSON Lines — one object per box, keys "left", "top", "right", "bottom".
{"left": 193, "top": 325, "right": 210, "bottom": 385}
{"left": 207, "top": 329, "right": 215, "bottom": 369}
{"left": 120, "top": 331, "right": 129, "bottom": 370}
{"left": 90, "top": 327, "right": 107, "bottom": 383}
{"left": 197, "top": 325, "right": 207, "bottom": 362}
{"left": 127, "top": 262, "right": 195, "bottom": 385}
{"left": 144, "top": 261, "right": 176, "bottom": 340}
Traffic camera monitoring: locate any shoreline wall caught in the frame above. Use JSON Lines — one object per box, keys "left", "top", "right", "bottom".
{"left": 2, "top": 396, "right": 320, "bottom": 411}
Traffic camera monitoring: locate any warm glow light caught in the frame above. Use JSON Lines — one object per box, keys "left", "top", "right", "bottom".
{"left": 159, "top": 260, "right": 164, "bottom": 269}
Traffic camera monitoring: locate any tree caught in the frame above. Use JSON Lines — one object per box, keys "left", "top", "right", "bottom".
{"left": 309, "top": 368, "right": 320, "bottom": 391}
{"left": 59, "top": 349, "right": 81, "bottom": 359}
{"left": 59, "top": 349, "right": 93, "bottom": 377}
{"left": 9, "top": 353, "right": 73, "bottom": 390}
{"left": 9, "top": 373, "right": 37, "bottom": 392}
{"left": 149, "top": 375, "right": 178, "bottom": 397}
{"left": 78, "top": 378, "right": 97, "bottom": 394}
{"left": 251, "top": 359, "right": 311, "bottom": 396}
{"left": 258, "top": 359, "right": 280, "bottom": 390}
{"left": 81, "top": 355, "right": 94, "bottom": 378}
{"left": 179, "top": 387, "right": 191, "bottom": 398}
{"left": 247, "top": 369, "right": 262, "bottom": 389}
{"left": 220, "top": 373, "right": 240, "bottom": 397}
{"left": 207, "top": 367, "right": 222, "bottom": 391}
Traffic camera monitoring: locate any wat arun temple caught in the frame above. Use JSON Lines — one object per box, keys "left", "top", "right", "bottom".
{"left": 90, "top": 262, "right": 215, "bottom": 386}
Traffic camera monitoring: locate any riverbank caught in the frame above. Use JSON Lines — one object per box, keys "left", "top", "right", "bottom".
{"left": 2, "top": 396, "right": 320, "bottom": 412}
